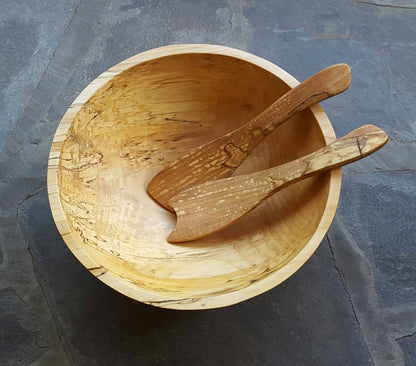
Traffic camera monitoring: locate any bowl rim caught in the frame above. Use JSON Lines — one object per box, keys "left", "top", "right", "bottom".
{"left": 47, "top": 44, "right": 342, "bottom": 310}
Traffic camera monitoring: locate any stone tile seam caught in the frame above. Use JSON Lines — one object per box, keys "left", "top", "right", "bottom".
{"left": 26, "top": 245, "right": 74, "bottom": 366}
{"left": 326, "top": 234, "right": 359, "bottom": 321}
{"left": 355, "top": 0, "right": 416, "bottom": 10}
{"left": 16, "top": 187, "right": 74, "bottom": 366}
{"left": 326, "top": 231, "right": 379, "bottom": 365}
{"left": 395, "top": 331, "right": 416, "bottom": 341}
{"left": 343, "top": 168, "right": 416, "bottom": 176}
{"left": 16, "top": 186, "right": 47, "bottom": 209}
{"left": 327, "top": 215, "right": 415, "bottom": 364}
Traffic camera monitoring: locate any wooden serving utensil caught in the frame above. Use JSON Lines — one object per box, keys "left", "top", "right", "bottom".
{"left": 147, "top": 63, "right": 351, "bottom": 210}
{"left": 167, "top": 124, "right": 388, "bottom": 243}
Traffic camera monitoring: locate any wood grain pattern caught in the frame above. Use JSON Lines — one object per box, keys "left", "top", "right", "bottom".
{"left": 147, "top": 63, "right": 351, "bottom": 210}
{"left": 47, "top": 44, "right": 342, "bottom": 309}
{"left": 169, "top": 125, "right": 388, "bottom": 243}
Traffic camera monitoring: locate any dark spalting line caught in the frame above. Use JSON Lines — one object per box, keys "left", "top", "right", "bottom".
{"left": 170, "top": 134, "right": 202, "bottom": 142}
{"left": 65, "top": 210, "right": 95, "bottom": 225}
{"left": 202, "top": 266, "right": 276, "bottom": 296}
{"left": 83, "top": 111, "right": 102, "bottom": 129}
{"left": 84, "top": 178, "right": 96, "bottom": 184}
{"left": 118, "top": 274, "right": 144, "bottom": 283}
{"left": 145, "top": 298, "right": 202, "bottom": 306}
{"left": 88, "top": 266, "right": 108, "bottom": 277}
{"left": 109, "top": 249, "right": 121, "bottom": 258}
{"left": 93, "top": 235, "right": 107, "bottom": 243}
{"left": 120, "top": 151, "right": 154, "bottom": 163}
{"left": 223, "top": 142, "right": 249, "bottom": 169}
{"left": 60, "top": 152, "right": 103, "bottom": 171}
{"left": 251, "top": 125, "right": 268, "bottom": 137}
{"left": 356, "top": 137, "right": 364, "bottom": 156}
{"left": 121, "top": 251, "right": 218, "bottom": 260}
{"left": 221, "top": 126, "right": 268, "bottom": 169}
{"left": 68, "top": 217, "right": 99, "bottom": 248}
{"left": 164, "top": 117, "right": 194, "bottom": 122}
{"left": 288, "top": 91, "right": 330, "bottom": 118}
{"left": 58, "top": 195, "right": 93, "bottom": 214}
{"left": 75, "top": 228, "right": 97, "bottom": 248}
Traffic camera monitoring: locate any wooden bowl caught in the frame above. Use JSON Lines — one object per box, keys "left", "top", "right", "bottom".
{"left": 48, "top": 45, "right": 341, "bottom": 309}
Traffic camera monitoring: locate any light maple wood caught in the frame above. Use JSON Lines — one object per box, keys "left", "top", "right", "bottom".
{"left": 169, "top": 125, "right": 388, "bottom": 243}
{"left": 48, "top": 44, "right": 343, "bottom": 310}
{"left": 147, "top": 63, "right": 351, "bottom": 210}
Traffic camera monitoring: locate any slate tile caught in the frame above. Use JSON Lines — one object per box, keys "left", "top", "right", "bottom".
{"left": 336, "top": 172, "right": 416, "bottom": 308}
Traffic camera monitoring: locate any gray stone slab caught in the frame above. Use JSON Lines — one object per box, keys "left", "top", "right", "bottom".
{"left": 0, "top": 215, "right": 69, "bottom": 365}
{"left": 18, "top": 189, "right": 370, "bottom": 365}
{"left": 0, "top": 287, "right": 47, "bottom": 365}
{"left": 337, "top": 172, "right": 416, "bottom": 307}
{"left": 0, "top": 0, "right": 81, "bottom": 153}
{"left": 0, "top": 1, "right": 81, "bottom": 365}
{"left": 398, "top": 335, "right": 416, "bottom": 366}
{"left": 327, "top": 171, "right": 416, "bottom": 365}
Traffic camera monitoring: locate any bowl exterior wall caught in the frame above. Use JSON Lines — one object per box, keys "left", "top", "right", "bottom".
{"left": 47, "top": 44, "right": 341, "bottom": 309}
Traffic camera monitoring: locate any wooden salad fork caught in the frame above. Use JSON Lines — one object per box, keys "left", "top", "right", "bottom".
{"left": 167, "top": 124, "right": 388, "bottom": 243}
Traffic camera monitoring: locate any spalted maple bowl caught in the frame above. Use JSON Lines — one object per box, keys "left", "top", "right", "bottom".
{"left": 48, "top": 45, "right": 341, "bottom": 309}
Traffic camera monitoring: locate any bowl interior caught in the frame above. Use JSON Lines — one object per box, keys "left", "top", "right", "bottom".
{"left": 56, "top": 51, "right": 334, "bottom": 305}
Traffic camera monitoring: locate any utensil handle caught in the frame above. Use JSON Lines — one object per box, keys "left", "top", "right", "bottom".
{"left": 262, "top": 125, "right": 388, "bottom": 193}
{"left": 221, "top": 64, "right": 352, "bottom": 165}
{"left": 249, "top": 63, "right": 351, "bottom": 134}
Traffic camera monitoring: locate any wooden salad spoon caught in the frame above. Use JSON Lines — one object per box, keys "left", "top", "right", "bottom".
{"left": 167, "top": 124, "right": 388, "bottom": 243}
{"left": 147, "top": 63, "right": 351, "bottom": 210}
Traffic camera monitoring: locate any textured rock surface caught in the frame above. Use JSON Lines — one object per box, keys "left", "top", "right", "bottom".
{"left": 1, "top": 0, "right": 415, "bottom": 365}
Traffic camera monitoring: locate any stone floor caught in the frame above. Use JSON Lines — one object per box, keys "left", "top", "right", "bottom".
{"left": 1, "top": 0, "right": 415, "bottom": 365}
